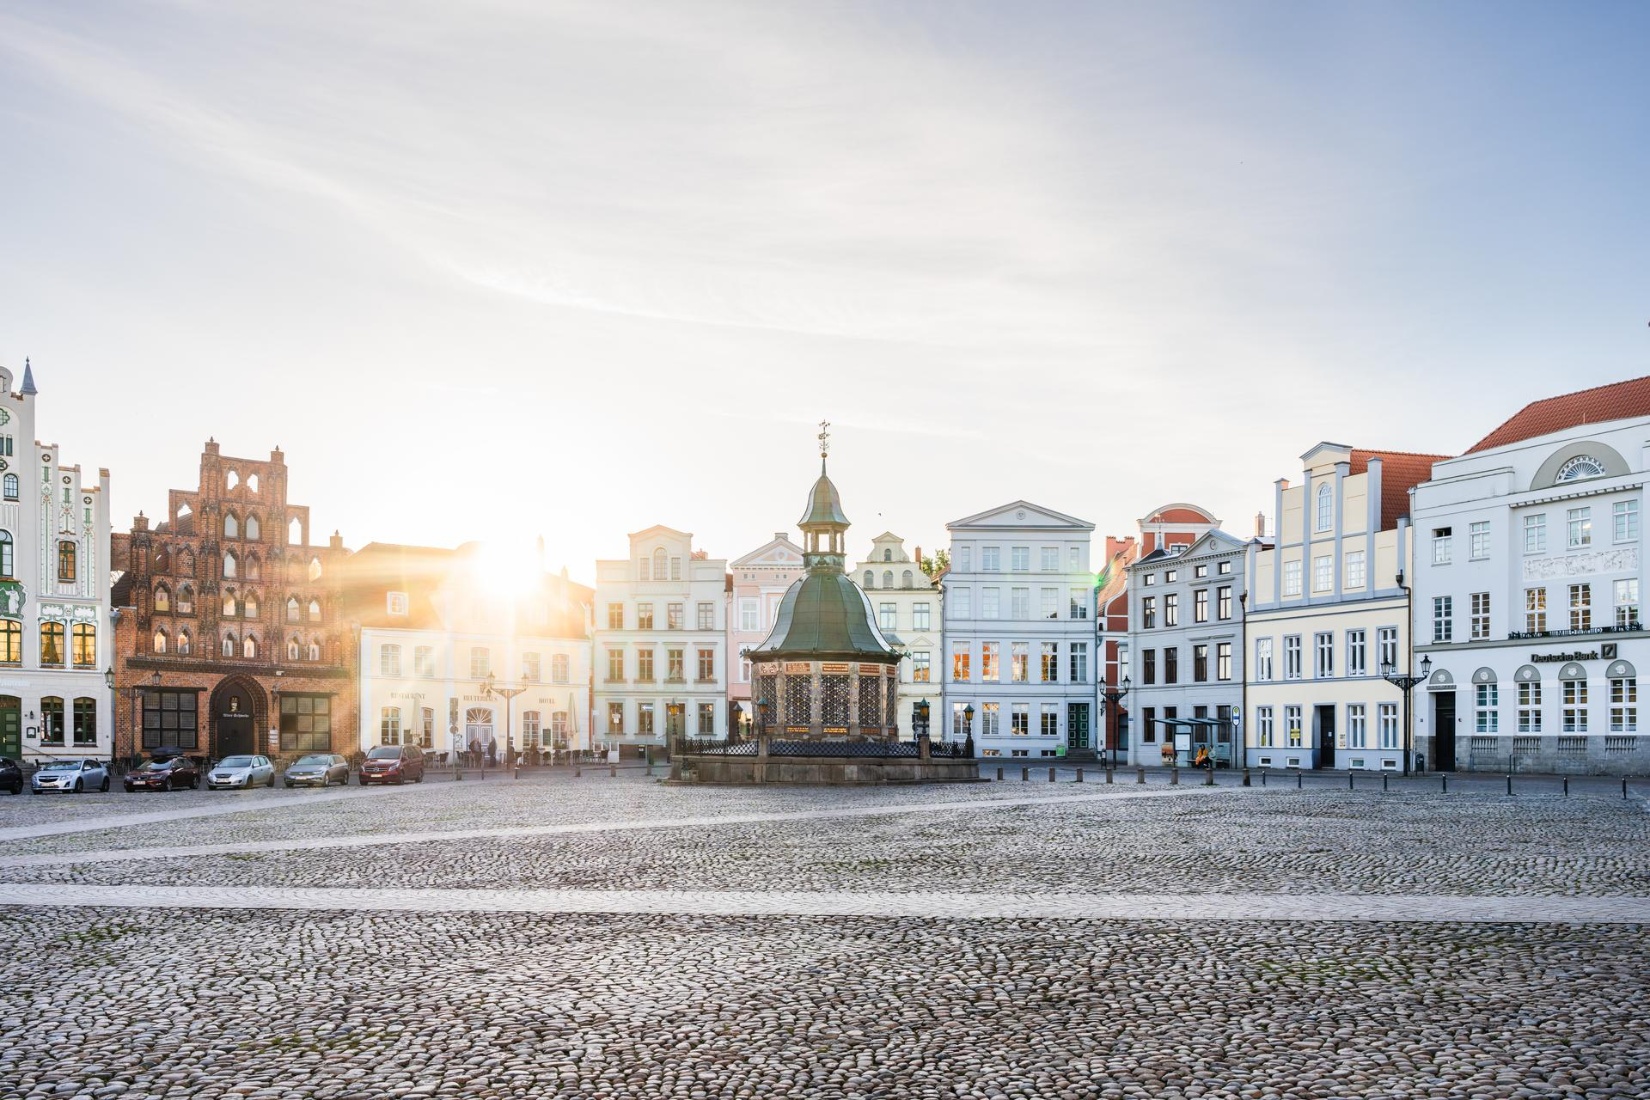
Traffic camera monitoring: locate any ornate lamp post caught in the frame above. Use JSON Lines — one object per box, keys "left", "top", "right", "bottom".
{"left": 1100, "top": 675, "right": 1132, "bottom": 772}
{"left": 756, "top": 696, "right": 771, "bottom": 739}
{"left": 481, "top": 673, "right": 529, "bottom": 780}
{"left": 1380, "top": 654, "right": 1432, "bottom": 777}
{"left": 103, "top": 667, "right": 116, "bottom": 770}
{"left": 961, "top": 703, "right": 975, "bottom": 756}
{"left": 912, "top": 697, "right": 930, "bottom": 740}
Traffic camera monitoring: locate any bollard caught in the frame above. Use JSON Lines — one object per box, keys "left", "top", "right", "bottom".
{"left": 1297, "top": 769, "right": 1303, "bottom": 790}
{"left": 1022, "top": 767, "right": 1030, "bottom": 782}
{"left": 1350, "top": 771, "right": 1356, "bottom": 791}
{"left": 575, "top": 765, "right": 581, "bottom": 778}
{"left": 609, "top": 764, "right": 616, "bottom": 778}
{"left": 1442, "top": 774, "right": 1448, "bottom": 793}
{"left": 1048, "top": 767, "right": 1056, "bottom": 783}
{"left": 1137, "top": 766, "right": 1146, "bottom": 785}
{"left": 1076, "top": 768, "right": 1084, "bottom": 784}
{"left": 1203, "top": 766, "right": 1215, "bottom": 786}
{"left": 996, "top": 766, "right": 1004, "bottom": 782}
{"left": 1242, "top": 768, "right": 1251, "bottom": 787}
{"left": 1261, "top": 769, "right": 1267, "bottom": 787}
{"left": 1105, "top": 767, "right": 1114, "bottom": 785}
{"left": 1563, "top": 775, "right": 1569, "bottom": 797}
{"left": 1625, "top": 777, "right": 1631, "bottom": 800}
{"left": 1507, "top": 773, "right": 1514, "bottom": 797}
{"left": 1382, "top": 773, "right": 1388, "bottom": 792}
{"left": 1171, "top": 767, "right": 1179, "bottom": 786}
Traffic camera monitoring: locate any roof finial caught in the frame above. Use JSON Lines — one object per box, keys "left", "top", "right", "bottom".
{"left": 20, "top": 358, "right": 36, "bottom": 396}
{"left": 817, "top": 419, "right": 831, "bottom": 472}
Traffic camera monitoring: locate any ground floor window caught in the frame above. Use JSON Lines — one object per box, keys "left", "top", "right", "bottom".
{"left": 420, "top": 707, "right": 435, "bottom": 748}
{"left": 1475, "top": 682, "right": 1499, "bottom": 733}
{"left": 72, "top": 697, "right": 97, "bottom": 745}
{"left": 1378, "top": 703, "right": 1399, "bottom": 749}
{"left": 1518, "top": 680, "right": 1542, "bottom": 732}
{"left": 1285, "top": 705, "right": 1302, "bottom": 747}
{"left": 1611, "top": 677, "right": 1637, "bottom": 733}
{"left": 1347, "top": 704, "right": 1366, "bottom": 748}
{"left": 1041, "top": 703, "right": 1059, "bottom": 737}
{"left": 39, "top": 697, "right": 64, "bottom": 745}
{"left": 143, "top": 690, "right": 198, "bottom": 749}
{"left": 1010, "top": 702, "right": 1029, "bottom": 736}
{"left": 379, "top": 707, "right": 402, "bottom": 745}
{"left": 608, "top": 702, "right": 623, "bottom": 734}
{"left": 698, "top": 702, "right": 715, "bottom": 735}
{"left": 1563, "top": 679, "right": 1588, "bottom": 732}
{"left": 280, "top": 694, "right": 332, "bottom": 753}
{"left": 550, "top": 711, "right": 568, "bottom": 746}
{"left": 981, "top": 701, "right": 1000, "bottom": 737}
{"left": 523, "top": 710, "right": 541, "bottom": 745}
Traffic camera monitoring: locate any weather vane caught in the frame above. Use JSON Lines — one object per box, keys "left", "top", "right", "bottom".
{"left": 818, "top": 419, "right": 831, "bottom": 458}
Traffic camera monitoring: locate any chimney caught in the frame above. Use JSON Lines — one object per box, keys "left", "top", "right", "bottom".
{"left": 774, "top": 532, "right": 787, "bottom": 542}
{"left": 1255, "top": 511, "right": 1265, "bottom": 538}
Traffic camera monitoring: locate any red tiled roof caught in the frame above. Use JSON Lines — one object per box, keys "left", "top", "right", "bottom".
{"left": 1466, "top": 375, "right": 1650, "bottom": 455}
{"left": 1349, "top": 449, "right": 1451, "bottom": 530}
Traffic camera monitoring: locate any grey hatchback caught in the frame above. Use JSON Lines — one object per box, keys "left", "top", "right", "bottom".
{"left": 283, "top": 753, "right": 350, "bottom": 788}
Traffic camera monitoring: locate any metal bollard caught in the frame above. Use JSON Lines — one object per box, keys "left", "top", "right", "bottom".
{"left": 1382, "top": 773, "right": 1388, "bottom": 792}
{"left": 1507, "top": 773, "right": 1514, "bottom": 797}
{"left": 1625, "top": 777, "right": 1631, "bottom": 800}
{"left": 1022, "top": 767, "right": 1029, "bottom": 782}
{"left": 1442, "top": 774, "right": 1448, "bottom": 793}
{"left": 1105, "top": 767, "right": 1114, "bottom": 784}
{"left": 1261, "top": 769, "right": 1267, "bottom": 787}
{"left": 1076, "top": 768, "right": 1084, "bottom": 783}
{"left": 575, "top": 765, "right": 581, "bottom": 778}
{"left": 996, "top": 766, "right": 1004, "bottom": 782}
{"left": 1137, "top": 766, "right": 1146, "bottom": 784}
{"left": 609, "top": 764, "right": 616, "bottom": 778}
{"left": 1203, "top": 766, "right": 1215, "bottom": 786}
{"left": 1049, "top": 767, "right": 1056, "bottom": 783}
{"left": 1170, "top": 767, "right": 1179, "bottom": 786}
{"left": 1242, "top": 768, "right": 1251, "bottom": 787}
{"left": 1563, "top": 775, "right": 1569, "bottom": 797}
{"left": 1296, "top": 770, "right": 1303, "bottom": 790}
{"left": 1350, "top": 771, "right": 1356, "bottom": 791}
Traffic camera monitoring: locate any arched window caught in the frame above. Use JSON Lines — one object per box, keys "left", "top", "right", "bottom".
{"left": 551, "top": 654, "right": 570, "bottom": 682}
{"left": 308, "top": 599, "right": 322, "bottom": 621}
{"left": 242, "top": 593, "right": 258, "bottom": 618}
{"left": 307, "top": 637, "right": 322, "bottom": 662}
{"left": 652, "top": 548, "right": 667, "bottom": 579}
{"left": 223, "top": 551, "right": 237, "bottom": 578}
{"left": 287, "top": 635, "right": 301, "bottom": 661}
{"left": 864, "top": 570, "right": 874, "bottom": 588}
{"left": 1557, "top": 455, "right": 1608, "bottom": 482}
{"left": 245, "top": 515, "right": 260, "bottom": 541}
{"left": 1315, "top": 483, "right": 1333, "bottom": 531}
{"left": 221, "top": 633, "right": 236, "bottom": 658}
{"left": 247, "top": 473, "right": 259, "bottom": 494}
{"left": 154, "top": 585, "right": 171, "bottom": 613}
{"left": 883, "top": 570, "right": 894, "bottom": 588}
{"left": 153, "top": 630, "right": 168, "bottom": 655}
{"left": 2, "top": 473, "right": 16, "bottom": 501}
{"left": 154, "top": 547, "right": 171, "bottom": 573}
{"left": 226, "top": 469, "right": 239, "bottom": 491}
{"left": 177, "top": 585, "right": 194, "bottom": 614}
{"left": 286, "top": 597, "right": 300, "bottom": 622}
{"left": 222, "top": 591, "right": 237, "bottom": 617}
{"left": 0, "top": 531, "right": 11, "bottom": 578}
{"left": 243, "top": 635, "right": 258, "bottom": 660}
{"left": 308, "top": 557, "right": 322, "bottom": 581}
{"left": 57, "top": 541, "right": 76, "bottom": 583}
{"left": 245, "top": 555, "right": 260, "bottom": 580}
{"left": 40, "top": 622, "right": 64, "bottom": 666}
{"left": 71, "top": 623, "right": 95, "bottom": 668}
{"left": 178, "top": 549, "right": 194, "bottom": 575}
{"left": 903, "top": 570, "right": 914, "bottom": 588}
{"left": 177, "top": 630, "right": 190, "bottom": 656}
{"left": 288, "top": 517, "right": 303, "bottom": 546}
{"left": 883, "top": 548, "right": 893, "bottom": 562}
{"left": 224, "top": 513, "right": 239, "bottom": 538}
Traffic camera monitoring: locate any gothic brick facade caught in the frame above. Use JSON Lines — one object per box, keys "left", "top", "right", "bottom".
{"left": 110, "top": 441, "right": 355, "bottom": 763}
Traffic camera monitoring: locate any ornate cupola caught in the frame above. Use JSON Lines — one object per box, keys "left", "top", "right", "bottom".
{"left": 746, "top": 423, "right": 902, "bottom": 742}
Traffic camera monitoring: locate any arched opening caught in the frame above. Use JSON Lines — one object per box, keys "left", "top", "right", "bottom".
{"left": 226, "top": 470, "right": 240, "bottom": 491}
{"left": 223, "top": 551, "right": 237, "bottom": 579}
{"left": 652, "top": 548, "right": 666, "bottom": 579}
{"left": 209, "top": 677, "right": 264, "bottom": 758}
{"left": 288, "top": 517, "right": 304, "bottom": 546}
{"left": 245, "top": 515, "right": 260, "bottom": 541}
{"left": 177, "top": 630, "right": 191, "bottom": 656}
{"left": 246, "top": 473, "right": 259, "bottom": 494}
{"left": 308, "top": 599, "right": 322, "bottom": 621}
{"left": 154, "top": 584, "right": 171, "bottom": 613}
{"left": 224, "top": 512, "right": 239, "bottom": 539}
{"left": 286, "top": 597, "right": 300, "bottom": 622}
{"left": 177, "top": 585, "right": 195, "bottom": 614}
{"left": 308, "top": 557, "right": 322, "bottom": 581}
{"left": 153, "top": 629, "right": 168, "bottom": 655}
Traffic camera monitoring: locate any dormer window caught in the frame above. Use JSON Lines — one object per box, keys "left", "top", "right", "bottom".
{"left": 387, "top": 591, "right": 409, "bottom": 616}
{"left": 1556, "top": 455, "right": 1607, "bottom": 482}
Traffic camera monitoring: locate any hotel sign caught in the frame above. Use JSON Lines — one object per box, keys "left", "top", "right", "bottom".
{"left": 1531, "top": 644, "right": 1617, "bottom": 663}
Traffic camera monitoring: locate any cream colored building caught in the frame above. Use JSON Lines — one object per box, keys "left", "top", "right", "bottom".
{"left": 1245, "top": 443, "right": 1444, "bottom": 771}
{"left": 850, "top": 532, "right": 940, "bottom": 739}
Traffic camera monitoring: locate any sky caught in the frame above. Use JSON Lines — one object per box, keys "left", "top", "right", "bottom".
{"left": 2, "top": 1, "right": 1647, "bottom": 583}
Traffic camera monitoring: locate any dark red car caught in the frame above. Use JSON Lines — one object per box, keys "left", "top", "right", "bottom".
{"left": 358, "top": 745, "right": 425, "bottom": 785}
{"left": 124, "top": 756, "right": 200, "bottom": 792}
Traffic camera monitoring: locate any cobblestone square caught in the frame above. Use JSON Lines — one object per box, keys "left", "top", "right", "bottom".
{"left": 1, "top": 775, "right": 1646, "bottom": 1099}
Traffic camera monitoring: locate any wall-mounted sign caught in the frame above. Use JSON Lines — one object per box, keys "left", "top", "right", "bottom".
{"left": 1531, "top": 643, "right": 1617, "bottom": 663}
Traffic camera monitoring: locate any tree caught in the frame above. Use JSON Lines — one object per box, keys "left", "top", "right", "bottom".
{"left": 918, "top": 549, "right": 950, "bottom": 578}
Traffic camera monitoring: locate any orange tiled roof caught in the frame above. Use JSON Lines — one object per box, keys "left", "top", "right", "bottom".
{"left": 1466, "top": 375, "right": 1650, "bottom": 455}
{"left": 1349, "top": 449, "right": 1451, "bottom": 530}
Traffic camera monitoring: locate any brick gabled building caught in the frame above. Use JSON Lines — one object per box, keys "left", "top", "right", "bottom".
{"left": 110, "top": 441, "right": 355, "bottom": 763}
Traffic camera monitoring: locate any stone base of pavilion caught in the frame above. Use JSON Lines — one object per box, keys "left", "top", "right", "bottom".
{"left": 667, "top": 736, "right": 982, "bottom": 785}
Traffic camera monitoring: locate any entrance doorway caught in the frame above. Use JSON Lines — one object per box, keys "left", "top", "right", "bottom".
{"left": 210, "top": 679, "right": 263, "bottom": 758}
{"left": 1315, "top": 704, "right": 1336, "bottom": 769}
{"left": 0, "top": 696, "right": 17, "bottom": 759}
{"left": 1067, "top": 703, "right": 1090, "bottom": 751}
{"left": 1431, "top": 692, "right": 1456, "bottom": 771}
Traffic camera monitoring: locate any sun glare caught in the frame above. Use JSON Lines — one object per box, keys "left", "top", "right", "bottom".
{"left": 473, "top": 540, "right": 544, "bottom": 598}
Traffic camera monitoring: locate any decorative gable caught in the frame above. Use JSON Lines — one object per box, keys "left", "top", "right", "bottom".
{"left": 947, "top": 500, "right": 1094, "bottom": 531}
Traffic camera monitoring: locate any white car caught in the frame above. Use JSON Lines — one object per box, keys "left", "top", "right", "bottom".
{"left": 206, "top": 754, "right": 276, "bottom": 790}
{"left": 31, "top": 758, "right": 110, "bottom": 794}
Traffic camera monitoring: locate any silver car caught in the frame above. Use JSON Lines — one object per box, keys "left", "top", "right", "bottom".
{"left": 32, "top": 758, "right": 110, "bottom": 794}
{"left": 283, "top": 753, "right": 350, "bottom": 788}
{"left": 206, "top": 754, "right": 276, "bottom": 790}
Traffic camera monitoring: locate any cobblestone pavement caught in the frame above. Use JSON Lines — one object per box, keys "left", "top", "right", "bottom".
{"left": 0, "top": 777, "right": 1646, "bottom": 1098}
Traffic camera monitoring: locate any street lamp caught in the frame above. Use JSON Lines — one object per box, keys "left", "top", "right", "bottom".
{"left": 1100, "top": 675, "right": 1132, "bottom": 772}
{"left": 756, "top": 696, "right": 771, "bottom": 738}
{"left": 1381, "top": 654, "right": 1433, "bottom": 777}
{"left": 962, "top": 702, "right": 975, "bottom": 756}
{"left": 481, "top": 673, "right": 530, "bottom": 780}
{"left": 913, "top": 697, "right": 930, "bottom": 741}
{"left": 103, "top": 667, "right": 115, "bottom": 770}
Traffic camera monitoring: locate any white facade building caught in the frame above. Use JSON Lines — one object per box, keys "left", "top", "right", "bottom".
{"left": 1246, "top": 444, "right": 1440, "bottom": 772}
{"left": 851, "top": 532, "right": 940, "bottom": 740}
{"left": 941, "top": 502, "right": 1096, "bottom": 758}
{"left": 593, "top": 526, "right": 729, "bottom": 754}
{"left": 1125, "top": 529, "right": 1247, "bottom": 766}
{"left": 1412, "top": 378, "right": 1650, "bottom": 774}
{"left": 349, "top": 542, "right": 592, "bottom": 763}
{"left": 0, "top": 362, "right": 114, "bottom": 764}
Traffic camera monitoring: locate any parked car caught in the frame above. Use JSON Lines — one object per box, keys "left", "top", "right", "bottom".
{"left": 32, "top": 758, "right": 110, "bottom": 794}
{"left": 0, "top": 757, "right": 22, "bottom": 795}
{"left": 124, "top": 756, "right": 200, "bottom": 792}
{"left": 283, "top": 753, "right": 350, "bottom": 788}
{"left": 206, "top": 754, "right": 276, "bottom": 790}
{"left": 359, "top": 744, "right": 425, "bottom": 785}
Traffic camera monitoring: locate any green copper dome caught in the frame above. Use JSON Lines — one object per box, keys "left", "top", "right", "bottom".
{"left": 747, "top": 570, "right": 898, "bottom": 662}
{"left": 799, "top": 464, "right": 850, "bottom": 528}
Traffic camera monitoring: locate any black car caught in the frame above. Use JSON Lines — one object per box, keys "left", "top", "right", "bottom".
{"left": 124, "top": 756, "right": 201, "bottom": 792}
{"left": 0, "top": 757, "right": 21, "bottom": 795}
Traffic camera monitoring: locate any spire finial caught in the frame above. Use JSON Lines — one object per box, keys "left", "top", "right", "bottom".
{"left": 817, "top": 419, "right": 831, "bottom": 471}
{"left": 20, "top": 358, "right": 36, "bottom": 396}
